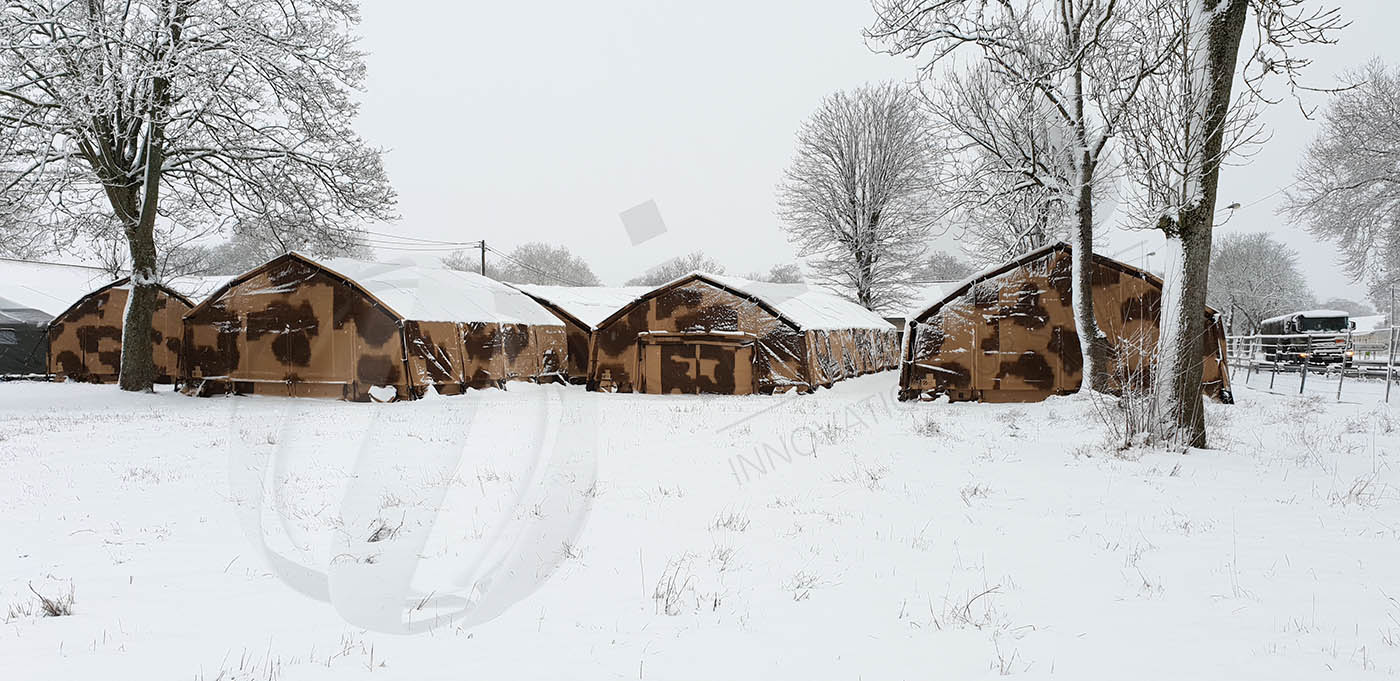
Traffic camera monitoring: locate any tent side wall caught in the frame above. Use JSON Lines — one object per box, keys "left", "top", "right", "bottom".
{"left": 589, "top": 278, "right": 807, "bottom": 393}
{"left": 510, "top": 294, "right": 591, "bottom": 381}
{"left": 805, "top": 327, "right": 901, "bottom": 387}
{"left": 182, "top": 256, "right": 411, "bottom": 401}
{"left": 900, "top": 247, "right": 1231, "bottom": 403}
{"left": 0, "top": 318, "right": 50, "bottom": 377}
{"left": 48, "top": 283, "right": 190, "bottom": 384}
{"left": 404, "top": 320, "right": 567, "bottom": 394}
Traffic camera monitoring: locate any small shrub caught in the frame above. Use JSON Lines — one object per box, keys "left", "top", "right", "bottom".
{"left": 4, "top": 600, "right": 33, "bottom": 623}
{"left": 711, "top": 510, "right": 750, "bottom": 532}
{"left": 914, "top": 414, "right": 942, "bottom": 438}
{"left": 366, "top": 516, "right": 402, "bottom": 543}
{"left": 652, "top": 555, "right": 695, "bottom": 616}
{"left": 29, "top": 582, "right": 74, "bottom": 617}
{"left": 1330, "top": 474, "right": 1384, "bottom": 508}
{"left": 959, "top": 482, "right": 991, "bottom": 506}
{"left": 710, "top": 545, "right": 736, "bottom": 572}
{"left": 789, "top": 571, "right": 823, "bottom": 602}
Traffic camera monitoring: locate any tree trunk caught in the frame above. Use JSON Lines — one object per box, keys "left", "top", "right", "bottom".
{"left": 1157, "top": 0, "right": 1249, "bottom": 448}
{"left": 119, "top": 209, "right": 159, "bottom": 392}
{"left": 114, "top": 1, "right": 182, "bottom": 392}
{"left": 1072, "top": 181, "right": 1110, "bottom": 392}
{"left": 1070, "top": 66, "right": 1111, "bottom": 393}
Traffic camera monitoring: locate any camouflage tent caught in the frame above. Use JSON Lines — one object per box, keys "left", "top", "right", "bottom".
{"left": 182, "top": 253, "right": 568, "bottom": 401}
{"left": 589, "top": 272, "right": 899, "bottom": 395}
{"left": 899, "top": 242, "right": 1232, "bottom": 403}
{"left": 511, "top": 284, "right": 652, "bottom": 382}
{"left": 47, "top": 278, "right": 196, "bottom": 384}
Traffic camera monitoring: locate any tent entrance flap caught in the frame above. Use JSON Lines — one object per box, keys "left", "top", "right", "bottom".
{"left": 638, "top": 332, "right": 756, "bottom": 395}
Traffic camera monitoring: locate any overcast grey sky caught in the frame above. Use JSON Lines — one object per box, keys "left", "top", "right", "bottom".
{"left": 354, "top": 1, "right": 1399, "bottom": 303}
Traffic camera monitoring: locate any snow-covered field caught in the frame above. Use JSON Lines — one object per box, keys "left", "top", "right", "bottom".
{"left": 2, "top": 373, "right": 1399, "bottom": 679}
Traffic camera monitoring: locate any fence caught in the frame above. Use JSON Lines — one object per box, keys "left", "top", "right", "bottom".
{"left": 1225, "top": 330, "right": 1399, "bottom": 402}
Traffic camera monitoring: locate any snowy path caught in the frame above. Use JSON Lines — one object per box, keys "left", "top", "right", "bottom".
{"left": 1, "top": 376, "right": 1397, "bottom": 679}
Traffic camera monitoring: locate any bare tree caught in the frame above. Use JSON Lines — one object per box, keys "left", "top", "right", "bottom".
{"left": 1116, "top": 0, "right": 1342, "bottom": 446}
{"left": 0, "top": 0, "right": 395, "bottom": 391}
{"left": 1207, "top": 232, "right": 1314, "bottom": 333}
{"left": 927, "top": 64, "right": 1074, "bottom": 264}
{"left": 745, "top": 263, "right": 804, "bottom": 283}
{"left": 441, "top": 242, "right": 600, "bottom": 286}
{"left": 869, "top": 0, "right": 1171, "bottom": 391}
{"left": 912, "top": 250, "right": 974, "bottom": 282}
{"left": 1283, "top": 60, "right": 1400, "bottom": 293}
{"left": 625, "top": 251, "right": 727, "bottom": 286}
{"left": 776, "top": 81, "right": 941, "bottom": 313}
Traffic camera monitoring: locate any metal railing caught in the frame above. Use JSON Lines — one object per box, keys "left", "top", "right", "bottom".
{"left": 1226, "top": 330, "right": 1399, "bottom": 402}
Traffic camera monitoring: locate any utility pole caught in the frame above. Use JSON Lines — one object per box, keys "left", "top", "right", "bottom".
{"left": 1388, "top": 284, "right": 1395, "bottom": 402}
{"left": 480, "top": 240, "right": 487, "bottom": 277}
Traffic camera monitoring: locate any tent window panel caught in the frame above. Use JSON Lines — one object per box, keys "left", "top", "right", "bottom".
{"left": 0, "top": 329, "right": 16, "bottom": 345}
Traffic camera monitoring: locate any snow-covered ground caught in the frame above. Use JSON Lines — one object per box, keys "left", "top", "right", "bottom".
{"left": 2, "top": 374, "right": 1398, "bottom": 679}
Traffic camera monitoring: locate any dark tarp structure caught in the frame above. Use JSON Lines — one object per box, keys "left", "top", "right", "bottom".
{"left": 512, "top": 284, "right": 652, "bottom": 382}
{"left": 48, "top": 279, "right": 195, "bottom": 383}
{"left": 899, "top": 242, "right": 1232, "bottom": 404}
{"left": 588, "top": 272, "right": 899, "bottom": 395}
{"left": 0, "top": 296, "right": 51, "bottom": 377}
{"left": 181, "top": 253, "right": 568, "bottom": 401}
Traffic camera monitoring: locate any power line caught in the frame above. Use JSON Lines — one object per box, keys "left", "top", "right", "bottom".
{"left": 483, "top": 245, "right": 588, "bottom": 286}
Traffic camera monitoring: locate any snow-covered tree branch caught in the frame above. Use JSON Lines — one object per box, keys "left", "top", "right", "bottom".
{"left": 776, "top": 81, "right": 942, "bottom": 313}
{"left": 1283, "top": 60, "right": 1400, "bottom": 294}
{"left": 868, "top": 0, "right": 1174, "bottom": 391}
{"left": 0, "top": 0, "right": 395, "bottom": 391}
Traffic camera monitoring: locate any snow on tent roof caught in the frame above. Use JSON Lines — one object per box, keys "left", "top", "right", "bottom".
{"left": 0, "top": 295, "right": 51, "bottom": 325}
{"left": 905, "top": 283, "right": 954, "bottom": 320}
{"left": 696, "top": 272, "right": 893, "bottom": 331}
{"left": 0, "top": 258, "right": 114, "bottom": 316}
{"left": 106, "top": 275, "right": 234, "bottom": 304}
{"left": 317, "top": 257, "right": 563, "bottom": 326}
{"left": 512, "top": 284, "right": 654, "bottom": 329}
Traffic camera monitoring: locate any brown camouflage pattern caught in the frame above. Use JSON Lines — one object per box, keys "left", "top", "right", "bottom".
{"left": 898, "top": 245, "right": 1232, "bottom": 404}
{"left": 588, "top": 275, "right": 899, "bottom": 395}
{"left": 47, "top": 280, "right": 192, "bottom": 383}
{"left": 510, "top": 297, "right": 590, "bottom": 382}
{"left": 181, "top": 253, "right": 567, "bottom": 401}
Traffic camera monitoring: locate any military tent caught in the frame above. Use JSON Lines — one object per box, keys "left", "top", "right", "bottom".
{"left": 898, "top": 242, "right": 1232, "bottom": 403}
{"left": 511, "top": 284, "right": 652, "bottom": 381}
{"left": 47, "top": 278, "right": 199, "bottom": 383}
{"left": 588, "top": 272, "right": 899, "bottom": 395}
{"left": 181, "top": 253, "right": 568, "bottom": 401}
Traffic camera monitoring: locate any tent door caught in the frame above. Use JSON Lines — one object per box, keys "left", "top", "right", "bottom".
{"left": 640, "top": 336, "right": 754, "bottom": 395}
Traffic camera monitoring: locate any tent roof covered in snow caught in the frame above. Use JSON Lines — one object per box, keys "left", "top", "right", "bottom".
{"left": 0, "top": 295, "right": 52, "bottom": 325}
{"left": 512, "top": 284, "right": 655, "bottom": 329}
{"left": 703, "top": 273, "right": 892, "bottom": 331}
{"left": 905, "top": 283, "right": 955, "bottom": 321}
{"left": 604, "top": 271, "right": 893, "bottom": 332}
{"left": 316, "top": 257, "right": 563, "bottom": 326}
{"left": 183, "top": 252, "right": 569, "bottom": 400}
{"left": 190, "top": 253, "right": 562, "bottom": 327}
{"left": 0, "top": 258, "right": 115, "bottom": 317}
